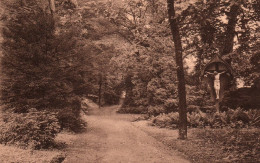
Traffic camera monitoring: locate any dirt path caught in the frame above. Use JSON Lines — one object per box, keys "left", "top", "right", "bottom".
{"left": 62, "top": 105, "right": 190, "bottom": 163}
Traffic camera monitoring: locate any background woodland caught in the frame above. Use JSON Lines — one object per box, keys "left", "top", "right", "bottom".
{"left": 0, "top": 1, "right": 259, "bottom": 160}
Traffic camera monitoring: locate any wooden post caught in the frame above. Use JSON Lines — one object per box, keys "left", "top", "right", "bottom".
{"left": 215, "top": 100, "right": 220, "bottom": 112}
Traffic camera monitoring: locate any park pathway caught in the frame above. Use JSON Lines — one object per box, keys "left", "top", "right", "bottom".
{"left": 62, "top": 105, "right": 190, "bottom": 163}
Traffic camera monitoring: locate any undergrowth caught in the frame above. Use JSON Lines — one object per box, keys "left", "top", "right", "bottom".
{"left": 151, "top": 108, "right": 260, "bottom": 129}
{"left": 192, "top": 128, "right": 260, "bottom": 162}
{"left": 0, "top": 108, "right": 60, "bottom": 149}
{"left": 150, "top": 107, "right": 260, "bottom": 162}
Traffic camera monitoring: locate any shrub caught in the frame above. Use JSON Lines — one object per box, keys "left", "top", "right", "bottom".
{"left": 187, "top": 112, "right": 204, "bottom": 128}
{"left": 151, "top": 108, "right": 260, "bottom": 129}
{"left": 187, "top": 105, "right": 200, "bottom": 113}
{"left": 151, "top": 112, "right": 179, "bottom": 129}
{"left": 167, "top": 112, "right": 179, "bottom": 125}
{"left": 1, "top": 0, "right": 87, "bottom": 134}
{"left": 221, "top": 87, "right": 260, "bottom": 110}
{"left": 193, "top": 128, "right": 260, "bottom": 162}
{"left": 147, "top": 105, "right": 166, "bottom": 116}
{"left": 211, "top": 111, "right": 229, "bottom": 128}
{"left": 57, "top": 108, "right": 87, "bottom": 133}
{"left": 117, "top": 106, "right": 148, "bottom": 114}
{"left": 0, "top": 108, "right": 60, "bottom": 149}
{"left": 164, "top": 99, "right": 178, "bottom": 112}
{"left": 247, "top": 109, "right": 260, "bottom": 127}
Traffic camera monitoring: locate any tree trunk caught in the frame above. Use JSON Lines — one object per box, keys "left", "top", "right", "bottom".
{"left": 122, "top": 73, "right": 134, "bottom": 107}
{"left": 221, "top": 4, "right": 240, "bottom": 62}
{"left": 48, "top": 0, "right": 55, "bottom": 14}
{"left": 98, "top": 74, "right": 102, "bottom": 108}
{"left": 37, "top": 0, "right": 55, "bottom": 14}
{"left": 167, "top": 0, "right": 187, "bottom": 139}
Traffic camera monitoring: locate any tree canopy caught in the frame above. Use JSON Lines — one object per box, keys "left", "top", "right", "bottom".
{"left": 0, "top": 0, "right": 259, "bottom": 147}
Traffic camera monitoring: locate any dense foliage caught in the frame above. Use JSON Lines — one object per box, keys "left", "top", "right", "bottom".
{"left": 192, "top": 128, "right": 260, "bottom": 162}
{"left": 151, "top": 108, "right": 260, "bottom": 129}
{"left": 104, "top": 0, "right": 179, "bottom": 114}
{"left": 0, "top": 0, "right": 259, "bottom": 151}
{"left": 111, "top": 0, "right": 259, "bottom": 113}
{"left": 1, "top": 1, "right": 82, "bottom": 111}
{"left": 0, "top": 108, "right": 60, "bottom": 149}
{"left": 0, "top": 0, "right": 94, "bottom": 148}
{"left": 0, "top": 0, "right": 90, "bottom": 135}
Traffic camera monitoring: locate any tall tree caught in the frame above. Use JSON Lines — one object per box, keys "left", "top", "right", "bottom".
{"left": 103, "top": 0, "right": 178, "bottom": 113}
{"left": 221, "top": 2, "right": 240, "bottom": 64}
{"left": 167, "top": 0, "right": 187, "bottom": 139}
{"left": 1, "top": 0, "right": 90, "bottom": 132}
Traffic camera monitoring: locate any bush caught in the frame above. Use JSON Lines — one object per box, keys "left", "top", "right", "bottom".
{"left": 57, "top": 108, "right": 87, "bottom": 133}
{"left": 151, "top": 108, "right": 260, "bottom": 129}
{"left": 247, "top": 109, "right": 260, "bottom": 127}
{"left": 117, "top": 106, "right": 148, "bottom": 114}
{"left": 147, "top": 105, "right": 166, "bottom": 116}
{"left": 193, "top": 128, "right": 260, "bottom": 162}
{"left": 221, "top": 87, "right": 260, "bottom": 110}
{"left": 0, "top": 108, "right": 60, "bottom": 149}
{"left": 151, "top": 112, "right": 179, "bottom": 129}
{"left": 187, "top": 112, "right": 204, "bottom": 128}
{"left": 187, "top": 105, "right": 200, "bottom": 113}
{"left": 164, "top": 99, "right": 178, "bottom": 112}
{"left": 1, "top": 0, "right": 87, "bottom": 134}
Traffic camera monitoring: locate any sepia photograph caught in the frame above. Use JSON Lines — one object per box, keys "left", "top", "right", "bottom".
{"left": 0, "top": 0, "right": 259, "bottom": 162}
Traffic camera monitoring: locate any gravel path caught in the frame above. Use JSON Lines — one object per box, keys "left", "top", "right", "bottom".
{"left": 63, "top": 105, "right": 190, "bottom": 163}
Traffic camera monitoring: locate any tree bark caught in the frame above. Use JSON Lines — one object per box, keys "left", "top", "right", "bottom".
{"left": 98, "top": 73, "right": 102, "bottom": 108}
{"left": 37, "top": 0, "right": 55, "bottom": 14}
{"left": 221, "top": 4, "right": 240, "bottom": 62}
{"left": 167, "top": 0, "right": 187, "bottom": 139}
{"left": 48, "top": 0, "right": 55, "bottom": 14}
